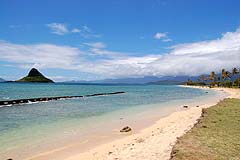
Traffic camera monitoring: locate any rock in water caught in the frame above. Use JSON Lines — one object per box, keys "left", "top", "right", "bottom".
{"left": 120, "top": 126, "right": 132, "bottom": 132}
{"left": 16, "top": 68, "right": 54, "bottom": 83}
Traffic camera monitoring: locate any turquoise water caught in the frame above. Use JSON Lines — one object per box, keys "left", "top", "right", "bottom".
{"left": 0, "top": 83, "right": 223, "bottom": 159}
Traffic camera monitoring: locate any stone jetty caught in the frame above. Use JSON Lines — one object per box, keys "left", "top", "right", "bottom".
{"left": 0, "top": 92, "right": 125, "bottom": 106}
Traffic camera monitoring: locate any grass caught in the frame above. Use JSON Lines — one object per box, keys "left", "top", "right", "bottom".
{"left": 171, "top": 98, "right": 240, "bottom": 160}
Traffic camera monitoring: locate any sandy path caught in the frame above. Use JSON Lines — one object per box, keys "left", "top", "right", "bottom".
{"left": 65, "top": 87, "right": 240, "bottom": 160}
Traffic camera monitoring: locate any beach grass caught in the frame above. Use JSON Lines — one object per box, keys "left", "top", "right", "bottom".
{"left": 171, "top": 98, "right": 240, "bottom": 160}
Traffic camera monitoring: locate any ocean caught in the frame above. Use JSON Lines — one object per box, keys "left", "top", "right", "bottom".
{"left": 0, "top": 83, "right": 226, "bottom": 159}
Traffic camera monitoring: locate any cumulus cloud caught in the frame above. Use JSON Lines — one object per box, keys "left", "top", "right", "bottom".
{"left": 154, "top": 32, "right": 172, "bottom": 42}
{"left": 82, "top": 42, "right": 127, "bottom": 58}
{"left": 154, "top": 32, "right": 167, "bottom": 39}
{"left": 162, "top": 38, "right": 172, "bottom": 42}
{"left": 0, "top": 40, "right": 83, "bottom": 69}
{"left": 71, "top": 28, "right": 81, "bottom": 33}
{"left": 46, "top": 23, "right": 69, "bottom": 35}
{"left": 83, "top": 25, "right": 91, "bottom": 32}
{"left": 170, "top": 29, "right": 240, "bottom": 56}
{"left": 83, "top": 42, "right": 106, "bottom": 49}
{"left": 0, "top": 27, "right": 240, "bottom": 79}
{"left": 46, "top": 23, "right": 101, "bottom": 38}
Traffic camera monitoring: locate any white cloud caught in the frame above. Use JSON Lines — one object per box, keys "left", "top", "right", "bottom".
{"left": 83, "top": 42, "right": 106, "bottom": 49}
{"left": 1, "top": 27, "right": 240, "bottom": 79}
{"left": 0, "top": 40, "right": 83, "bottom": 69}
{"left": 83, "top": 42, "right": 127, "bottom": 58}
{"left": 48, "top": 76, "right": 81, "bottom": 82}
{"left": 46, "top": 23, "right": 82, "bottom": 35}
{"left": 71, "top": 28, "right": 81, "bottom": 33}
{"left": 162, "top": 38, "right": 172, "bottom": 42}
{"left": 154, "top": 32, "right": 167, "bottom": 39}
{"left": 46, "top": 23, "right": 101, "bottom": 37}
{"left": 83, "top": 25, "right": 91, "bottom": 32}
{"left": 82, "top": 42, "right": 125, "bottom": 58}
{"left": 170, "top": 29, "right": 240, "bottom": 56}
{"left": 80, "top": 26, "right": 102, "bottom": 38}
{"left": 46, "top": 23, "right": 69, "bottom": 35}
{"left": 154, "top": 32, "right": 172, "bottom": 42}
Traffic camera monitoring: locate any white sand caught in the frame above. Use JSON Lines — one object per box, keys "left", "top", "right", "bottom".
{"left": 64, "top": 87, "right": 240, "bottom": 160}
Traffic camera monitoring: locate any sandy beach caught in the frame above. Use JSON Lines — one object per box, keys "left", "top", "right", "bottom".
{"left": 4, "top": 86, "right": 236, "bottom": 160}
{"left": 2, "top": 2, "right": 240, "bottom": 160}
{"left": 62, "top": 87, "right": 240, "bottom": 160}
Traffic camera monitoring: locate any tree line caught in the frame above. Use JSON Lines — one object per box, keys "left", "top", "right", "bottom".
{"left": 186, "top": 67, "right": 240, "bottom": 88}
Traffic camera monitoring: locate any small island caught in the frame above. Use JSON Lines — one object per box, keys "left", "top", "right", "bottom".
{"left": 16, "top": 68, "right": 54, "bottom": 83}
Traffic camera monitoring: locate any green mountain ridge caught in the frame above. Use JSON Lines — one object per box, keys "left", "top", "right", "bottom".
{"left": 16, "top": 68, "right": 54, "bottom": 83}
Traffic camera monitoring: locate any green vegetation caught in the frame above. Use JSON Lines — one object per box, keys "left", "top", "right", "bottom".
{"left": 16, "top": 68, "right": 54, "bottom": 83}
{"left": 17, "top": 76, "right": 53, "bottom": 83}
{"left": 171, "top": 98, "right": 240, "bottom": 160}
{"left": 186, "top": 67, "right": 240, "bottom": 88}
{"left": 185, "top": 80, "right": 206, "bottom": 86}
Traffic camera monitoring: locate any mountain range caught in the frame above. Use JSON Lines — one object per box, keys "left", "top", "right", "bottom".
{"left": 64, "top": 76, "right": 199, "bottom": 85}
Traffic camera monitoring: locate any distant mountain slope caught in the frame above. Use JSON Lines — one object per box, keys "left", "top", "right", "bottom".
{"left": 0, "top": 78, "right": 5, "bottom": 82}
{"left": 94, "top": 76, "right": 162, "bottom": 84}
{"left": 148, "top": 80, "right": 184, "bottom": 85}
{"left": 150, "top": 75, "right": 198, "bottom": 84}
{"left": 148, "top": 76, "right": 199, "bottom": 85}
{"left": 65, "top": 76, "right": 161, "bottom": 84}
{"left": 16, "top": 68, "right": 54, "bottom": 83}
{"left": 64, "top": 76, "right": 199, "bottom": 84}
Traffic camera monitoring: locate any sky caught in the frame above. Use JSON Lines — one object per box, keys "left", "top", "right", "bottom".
{"left": 0, "top": 0, "right": 240, "bottom": 81}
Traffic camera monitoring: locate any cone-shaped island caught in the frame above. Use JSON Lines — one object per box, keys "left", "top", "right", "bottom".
{"left": 16, "top": 68, "right": 54, "bottom": 83}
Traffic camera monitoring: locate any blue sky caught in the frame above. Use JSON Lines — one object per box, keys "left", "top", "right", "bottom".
{"left": 1, "top": 0, "right": 240, "bottom": 81}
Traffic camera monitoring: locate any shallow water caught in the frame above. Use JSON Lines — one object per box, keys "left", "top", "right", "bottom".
{"left": 0, "top": 83, "right": 226, "bottom": 159}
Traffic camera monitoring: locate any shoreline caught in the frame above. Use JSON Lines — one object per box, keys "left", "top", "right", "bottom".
{"left": 60, "top": 86, "right": 239, "bottom": 160}
{"left": 22, "top": 92, "right": 213, "bottom": 160}
{"left": 4, "top": 86, "right": 236, "bottom": 160}
{"left": 181, "top": 85, "right": 240, "bottom": 98}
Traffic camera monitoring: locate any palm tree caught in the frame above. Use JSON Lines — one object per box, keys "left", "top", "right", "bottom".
{"left": 221, "top": 69, "right": 231, "bottom": 80}
{"left": 232, "top": 67, "right": 239, "bottom": 87}
{"left": 209, "top": 71, "right": 217, "bottom": 87}
{"left": 232, "top": 67, "right": 239, "bottom": 77}
{"left": 199, "top": 75, "right": 207, "bottom": 85}
{"left": 216, "top": 76, "right": 221, "bottom": 87}
{"left": 221, "top": 69, "right": 232, "bottom": 87}
{"left": 221, "top": 69, "right": 226, "bottom": 82}
{"left": 225, "top": 71, "right": 231, "bottom": 79}
{"left": 221, "top": 69, "right": 225, "bottom": 87}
